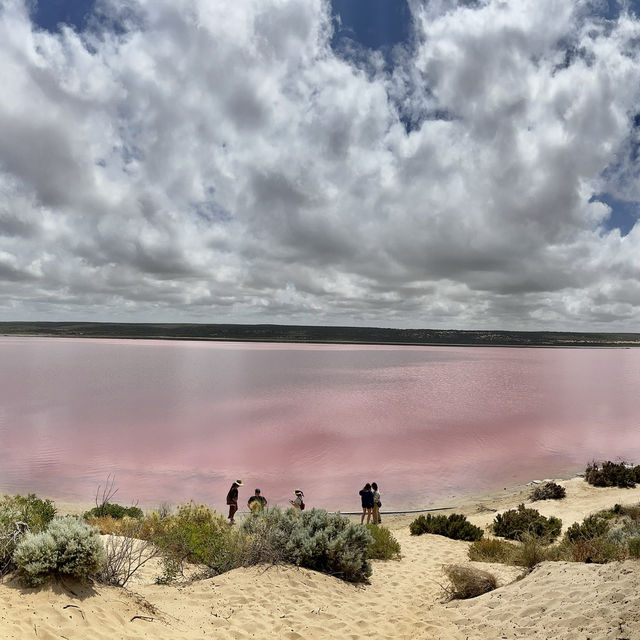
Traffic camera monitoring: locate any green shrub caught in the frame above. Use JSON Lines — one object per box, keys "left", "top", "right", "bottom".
{"left": 240, "top": 507, "right": 373, "bottom": 582}
{"left": 471, "top": 534, "right": 554, "bottom": 569}
{"left": 565, "top": 514, "right": 611, "bottom": 542}
{"left": 13, "top": 517, "right": 106, "bottom": 586}
{"left": 365, "top": 525, "right": 401, "bottom": 560}
{"left": 585, "top": 461, "right": 640, "bottom": 488}
{"left": 530, "top": 482, "right": 566, "bottom": 501}
{"left": 409, "top": 513, "right": 484, "bottom": 541}
{"left": 513, "top": 533, "right": 551, "bottom": 569}
{"left": 468, "top": 538, "right": 517, "bottom": 563}
{"left": 0, "top": 493, "right": 56, "bottom": 532}
{"left": 148, "top": 502, "right": 236, "bottom": 577}
{"left": 558, "top": 537, "right": 625, "bottom": 563}
{"left": 628, "top": 537, "right": 640, "bottom": 558}
{"left": 443, "top": 564, "right": 497, "bottom": 600}
{"left": 493, "top": 504, "right": 561, "bottom": 542}
{"left": 0, "top": 494, "right": 57, "bottom": 576}
{"left": 83, "top": 503, "right": 143, "bottom": 520}
{"left": 612, "top": 503, "right": 640, "bottom": 520}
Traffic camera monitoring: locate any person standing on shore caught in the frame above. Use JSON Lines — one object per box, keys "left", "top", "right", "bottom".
{"left": 226, "top": 479, "right": 243, "bottom": 524}
{"left": 289, "top": 489, "right": 305, "bottom": 510}
{"left": 359, "top": 483, "right": 374, "bottom": 524}
{"left": 247, "top": 488, "right": 267, "bottom": 514}
{"left": 371, "top": 482, "right": 382, "bottom": 524}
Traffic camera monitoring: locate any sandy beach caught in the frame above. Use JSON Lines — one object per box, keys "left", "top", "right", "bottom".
{"left": 1, "top": 476, "right": 639, "bottom": 640}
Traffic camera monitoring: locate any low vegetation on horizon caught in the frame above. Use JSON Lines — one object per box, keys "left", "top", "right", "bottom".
{"left": 2, "top": 321, "right": 640, "bottom": 347}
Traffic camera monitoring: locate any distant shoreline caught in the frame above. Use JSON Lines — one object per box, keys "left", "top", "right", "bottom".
{"left": 2, "top": 321, "right": 640, "bottom": 347}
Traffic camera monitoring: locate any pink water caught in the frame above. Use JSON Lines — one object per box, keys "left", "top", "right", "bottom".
{"left": 1, "top": 337, "right": 639, "bottom": 512}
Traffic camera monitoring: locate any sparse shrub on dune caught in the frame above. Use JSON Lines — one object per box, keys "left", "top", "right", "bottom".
{"left": 513, "top": 533, "right": 554, "bottom": 569}
{"left": 365, "top": 524, "right": 401, "bottom": 560}
{"left": 469, "top": 535, "right": 556, "bottom": 569}
{"left": 627, "top": 537, "right": 640, "bottom": 558}
{"left": 585, "top": 461, "right": 640, "bottom": 488}
{"left": 85, "top": 515, "right": 128, "bottom": 535}
{"left": 564, "top": 514, "right": 611, "bottom": 542}
{"left": 13, "top": 516, "right": 106, "bottom": 586}
{"left": 557, "top": 536, "right": 626, "bottom": 563}
{"left": 607, "top": 519, "right": 640, "bottom": 545}
{"left": 530, "top": 482, "right": 566, "bottom": 501}
{"left": 442, "top": 564, "right": 497, "bottom": 600}
{"left": 468, "top": 538, "right": 517, "bottom": 564}
{"left": 97, "top": 517, "right": 160, "bottom": 587}
{"left": 492, "top": 504, "right": 562, "bottom": 542}
{"left": 83, "top": 503, "right": 143, "bottom": 521}
{"left": 612, "top": 503, "right": 640, "bottom": 520}
{"left": 410, "top": 513, "right": 484, "bottom": 541}
{"left": 148, "top": 502, "right": 236, "bottom": 579}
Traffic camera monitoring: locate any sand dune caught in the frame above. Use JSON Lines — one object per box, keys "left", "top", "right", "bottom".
{"left": 1, "top": 477, "right": 639, "bottom": 639}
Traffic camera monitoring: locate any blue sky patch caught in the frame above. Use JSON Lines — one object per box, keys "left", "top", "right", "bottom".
{"left": 330, "top": 0, "right": 411, "bottom": 53}
{"left": 592, "top": 193, "right": 639, "bottom": 236}
{"left": 31, "top": 0, "right": 96, "bottom": 32}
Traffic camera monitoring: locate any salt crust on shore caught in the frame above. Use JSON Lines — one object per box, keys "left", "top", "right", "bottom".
{"left": 1, "top": 477, "right": 639, "bottom": 640}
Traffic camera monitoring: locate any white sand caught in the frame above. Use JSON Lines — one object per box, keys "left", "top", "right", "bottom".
{"left": 1, "top": 477, "right": 639, "bottom": 639}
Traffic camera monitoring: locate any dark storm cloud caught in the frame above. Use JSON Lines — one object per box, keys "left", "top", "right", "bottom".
{"left": 1, "top": 0, "right": 640, "bottom": 328}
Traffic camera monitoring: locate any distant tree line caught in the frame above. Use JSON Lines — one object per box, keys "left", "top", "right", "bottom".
{"left": 1, "top": 321, "right": 640, "bottom": 346}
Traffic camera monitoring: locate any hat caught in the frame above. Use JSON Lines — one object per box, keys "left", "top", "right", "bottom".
{"left": 255, "top": 488, "right": 261, "bottom": 493}
{"left": 294, "top": 489, "right": 303, "bottom": 496}
{"left": 235, "top": 480, "right": 243, "bottom": 486}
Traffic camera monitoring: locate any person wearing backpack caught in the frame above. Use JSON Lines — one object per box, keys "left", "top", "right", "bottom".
{"left": 290, "top": 489, "right": 305, "bottom": 511}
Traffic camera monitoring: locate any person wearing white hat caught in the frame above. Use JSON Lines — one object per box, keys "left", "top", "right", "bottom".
{"left": 226, "top": 479, "right": 243, "bottom": 524}
{"left": 289, "top": 489, "right": 305, "bottom": 511}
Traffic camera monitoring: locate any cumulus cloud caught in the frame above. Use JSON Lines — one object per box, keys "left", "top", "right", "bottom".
{"left": 1, "top": 0, "right": 640, "bottom": 329}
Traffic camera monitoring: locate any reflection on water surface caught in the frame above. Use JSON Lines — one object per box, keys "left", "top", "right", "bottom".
{"left": 1, "top": 337, "right": 639, "bottom": 511}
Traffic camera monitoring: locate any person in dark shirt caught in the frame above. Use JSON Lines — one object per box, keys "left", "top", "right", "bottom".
{"left": 226, "top": 479, "right": 243, "bottom": 524}
{"left": 247, "top": 488, "right": 267, "bottom": 514}
{"left": 359, "top": 483, "right": 374, "bottom": 524}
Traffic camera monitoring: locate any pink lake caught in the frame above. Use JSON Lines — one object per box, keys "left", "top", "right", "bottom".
{"left": 1, "top": 337, "right": 640, "bottom": 512}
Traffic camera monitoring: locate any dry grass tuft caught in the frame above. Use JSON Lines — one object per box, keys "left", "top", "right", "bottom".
{"left": 468, "top": 538, "right": 517, "bottom": 564}
{"left": 442, "top": 564, "right": 498, "bottom": 600}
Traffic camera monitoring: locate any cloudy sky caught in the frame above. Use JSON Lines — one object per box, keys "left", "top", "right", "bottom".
{"left": 2, "top": 0, "right": 640, "bottom": 330}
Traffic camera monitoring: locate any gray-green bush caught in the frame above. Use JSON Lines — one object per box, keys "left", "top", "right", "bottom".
{"left": 0, "top": 494, "right": 56, "bottom": 576}
{"left": 240, "top": 507, "right": 373, "bottom": 582}
{"left": 13, "top": 517, "right": 106, "bottom": 586}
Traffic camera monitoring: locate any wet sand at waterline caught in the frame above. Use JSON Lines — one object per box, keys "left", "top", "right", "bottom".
{"left": 2, "top": 477, "right": 639, "bottom": 640}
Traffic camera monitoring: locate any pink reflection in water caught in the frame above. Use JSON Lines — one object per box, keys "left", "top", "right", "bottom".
{"left": 1, "top": 337, "right": 640, "bottom": 511}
